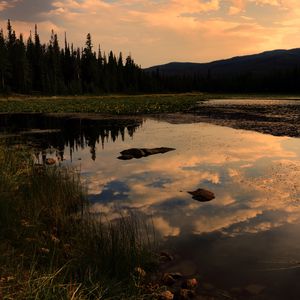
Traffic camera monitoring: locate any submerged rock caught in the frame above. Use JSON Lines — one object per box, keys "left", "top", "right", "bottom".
{"left": 118, "top": 147, "right": 175, "bottom": 160}
{"left": 188, "top": 189, "right": 215, "bottom": 202}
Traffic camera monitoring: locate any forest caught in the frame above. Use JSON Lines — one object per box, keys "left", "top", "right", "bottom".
{"left": 1, "top": 20, "right": 300, "bottom": 95}
{"left": 0, "top": 20, "right": 163, "bottom": 95}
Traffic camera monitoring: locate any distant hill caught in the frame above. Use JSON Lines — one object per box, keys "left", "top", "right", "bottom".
{"left": 145, "top": 49, "right": 300, "bottom": 77}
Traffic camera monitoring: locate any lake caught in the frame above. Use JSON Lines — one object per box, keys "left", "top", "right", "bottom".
{"left": 1, "top": 108, "right": 300, "bottom": 299}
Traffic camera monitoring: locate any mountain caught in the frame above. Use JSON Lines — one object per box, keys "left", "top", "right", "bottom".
{"left": 145, "top": 49, "right": 300, "bottom": 77}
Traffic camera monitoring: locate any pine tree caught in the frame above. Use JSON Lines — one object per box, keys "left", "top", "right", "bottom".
{"left": 0, "top": 22, "right": 160, "bottom": 95}
{"left": 26, "top": 31, "right": 34, "bottom": 92}
{"left": 15, "top": 34, "right": 29, "bottom": 92}
{"left": 32, "top": 24, "right": 45, "bottom": 93}
{"left": 81, "top": 33, "right": 98, "bottom": 93}
{"left": 107, "top": 51, "right": 118, "bottom": 92}
{"left": 0, "top": 29, "right": 8, "bottom": 92}
{"left": 117, "top": 52, "right": 124, "bottom": 91}
{"left": 46, "top": 30, "right": 64, "bottom": 94}
{"left": 97, "top": 45, "right": 104, "bottom": 92}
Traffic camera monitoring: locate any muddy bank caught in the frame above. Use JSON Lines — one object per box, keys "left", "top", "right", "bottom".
{"left": 191, "top": 99, "right": 300, "bottom": 137}
{"left": 151, "top": 99, "right": 300, "bottom": 137}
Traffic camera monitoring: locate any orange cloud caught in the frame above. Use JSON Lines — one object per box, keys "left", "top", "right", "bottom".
{"left": 0, "top": 0, "right": 18, "bottom": 12}
{"left": 2, "top": 0, "right": 300, "bottom": 66}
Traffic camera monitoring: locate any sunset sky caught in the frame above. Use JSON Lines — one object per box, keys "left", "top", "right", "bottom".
{"left": 0, "top": 0, "right": 300, "bottom": 67}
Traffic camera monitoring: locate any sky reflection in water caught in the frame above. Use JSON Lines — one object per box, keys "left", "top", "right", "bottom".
{"left": 4, "top": 114, "right": 300, "bottom": 296}
{"left": 57, "top": 119, "right": 300, "bottom": 241}
{"left": 66, "top": 118, "right": 300, "bottom": 297}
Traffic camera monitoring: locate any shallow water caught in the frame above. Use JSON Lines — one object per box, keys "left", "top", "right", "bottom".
{"left": 1, "top": 112, "right": 300, "bottom": 298}
{"left": 207, "top": 98, "right": 300, "bottom": 105}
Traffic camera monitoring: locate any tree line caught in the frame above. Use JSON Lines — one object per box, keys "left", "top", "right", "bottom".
{"left": 1, "top": 20, "right": 300, "bottom": 95}
{"left": 156, "top": 69, "right": 300, "bottom": 93}
{"left": 0, "top": 20, "right": 161, "bottom": 95}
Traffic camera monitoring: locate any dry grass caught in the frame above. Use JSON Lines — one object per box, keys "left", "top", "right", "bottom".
{"left": 0, "top": 145, "right": 157, "bottom": 299}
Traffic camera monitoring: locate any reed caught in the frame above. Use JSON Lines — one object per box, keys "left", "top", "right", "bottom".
{"left": 0, "top": 145, "right": 157, "bottom": 299}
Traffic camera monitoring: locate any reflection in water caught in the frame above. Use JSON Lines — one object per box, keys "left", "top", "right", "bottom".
{"left": 0, "top": 113, "right": 143, "bottom": 161}
{"left": 78, "top": 121, "right": 300, "bottom": 237}
{"left": 2, "top": 114, "right": 300, "bottom": 298}
{"left": 65, "top": 119, "right": 300, "bottom": 299}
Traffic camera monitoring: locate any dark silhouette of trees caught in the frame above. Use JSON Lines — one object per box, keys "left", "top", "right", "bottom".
{"left": 0, "top": 20, "right": 153, "bottom": 95}
{"left": 0, "top": 29, "right": 8, "bottom": 91}
{"left": 81, "top": 33, "right": 98, "bottom": 93}
{"left": 1, "top": 20, "right": 300, "bottom": 95}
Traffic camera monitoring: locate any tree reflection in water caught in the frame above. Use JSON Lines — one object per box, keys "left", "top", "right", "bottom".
{"left": 0, "top": 113, "right": 143, "bottom": 162}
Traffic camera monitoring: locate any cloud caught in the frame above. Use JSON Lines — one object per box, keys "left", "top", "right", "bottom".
{"left": 252, "top": 0, "right": 281, "bottom": 6}
{"left": 0, "top": 0, "right": 300, "bottom": 66}
{"left": 66, "top": 119, "right": 300, "bottom": 241}
{"left": 0, "top": 0, "right": 55, "bottom": 22}
{"left": 194, "top": 208, "right": 263, "bottom": 234}
{"left": 228, "top": 0, "right": 246, "bottom": 15}
{"left": 0, "top": 0, "right": 19, "bottom": 12}
{"left": 152, "top": 216, "right": 180, "bottom": 237}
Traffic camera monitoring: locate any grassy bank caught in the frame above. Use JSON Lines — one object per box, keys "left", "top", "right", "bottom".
{"left": 0, "top": 145, "right": 157, "bottom": 299}
{"left": 1, "top": 93, "right": 299, "bottom": 115}
{"left": 0, "top": 94, "right": 203, "bottom": 114}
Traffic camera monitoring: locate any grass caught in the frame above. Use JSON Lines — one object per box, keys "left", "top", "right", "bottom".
{"left": 0, "top": 145, "right": 157, "bottom": 299}
{"left": 0, "top": 93, "right": 204, "bottom": 114}
{"left": 1, "top": 92, "right": 298, "bottom": 115}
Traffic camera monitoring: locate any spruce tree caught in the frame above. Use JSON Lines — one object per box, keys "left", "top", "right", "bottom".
{"left": 0, "top": 29, "right": 8, "bottom": 92}
{"left": 81, "top": 33, "right": 98, "bottom": 93}
{"left": 0, "top": 21, "right": 161, "bottom": 95}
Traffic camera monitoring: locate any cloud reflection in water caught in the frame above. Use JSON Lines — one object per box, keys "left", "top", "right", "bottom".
{"left": 61, "top": 119, "right": 300, "bottom": 239}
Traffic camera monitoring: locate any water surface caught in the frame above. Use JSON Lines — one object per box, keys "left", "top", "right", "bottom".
{"left": 1, "top": 112, "right": 300, "bottom": 299}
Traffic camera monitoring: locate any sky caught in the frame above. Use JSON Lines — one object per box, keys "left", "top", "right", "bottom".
{"left": 0, "top": 0, "right": 300, "bottom": 67}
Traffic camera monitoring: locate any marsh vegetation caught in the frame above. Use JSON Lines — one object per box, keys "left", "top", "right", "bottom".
{"left": 0, "top": 145, "right": 157, "bottom": 299}
{"left": 1, "top": 99, "right": 300, "bottom": 299}
{"left": 0, "top": 93, "right": 201, "bottom": 114}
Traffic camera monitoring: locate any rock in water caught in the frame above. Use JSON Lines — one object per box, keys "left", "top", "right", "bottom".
{"left": 118, "top": 154, "right": 134, "bottom": 160}
{"left": 188, "top": 189, "right": 215, "bottom": 202}
{"left": 120, "top": 148, "right": 145, "bottom": 158}
{"left": 118, "top": 147, "right": 175, "bottom": 160}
